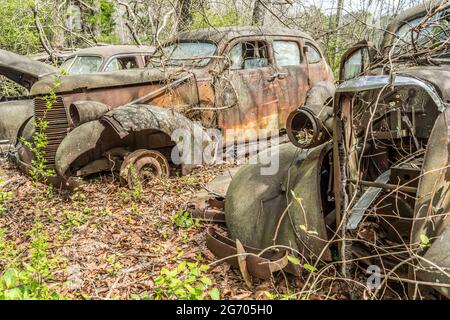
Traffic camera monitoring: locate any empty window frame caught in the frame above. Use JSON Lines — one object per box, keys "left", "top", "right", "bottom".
{"left": 228, "top": 41, "right": 270, "bottom": 70}
{"left": 304, "top": 43, "right": 322, "bottom": 64}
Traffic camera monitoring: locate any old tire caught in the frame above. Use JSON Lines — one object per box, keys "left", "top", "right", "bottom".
{"left": 120, "top": 149, "right": 170, "bottom": 188}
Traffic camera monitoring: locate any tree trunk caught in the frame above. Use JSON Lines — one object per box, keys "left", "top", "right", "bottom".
{"left": 177, "top": 0, "right": 192, "bottom": 32}
{"left": 53, "top": 3, "right": 68, "bottom": 49}
{"left": 332, "top": 0, "right": 345, "bottom": 66}
{"left": 252, "top": 0, "right": 269, "bottom": 26}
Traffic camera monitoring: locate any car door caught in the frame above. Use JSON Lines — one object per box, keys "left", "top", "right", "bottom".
{"left": 272, "top": 38, "right": 309, "bottom": 129}
{"left": 215, "top": 38, "right": 280, "bottom": 140}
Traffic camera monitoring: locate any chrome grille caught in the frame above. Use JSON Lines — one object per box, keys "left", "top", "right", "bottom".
{"left": 34, "top": 96, "right": 68, "bottom": 167}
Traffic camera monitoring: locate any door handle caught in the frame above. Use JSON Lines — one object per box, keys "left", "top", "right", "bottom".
{"left": 266, "top": 72, "right": 288, "bottom": 82}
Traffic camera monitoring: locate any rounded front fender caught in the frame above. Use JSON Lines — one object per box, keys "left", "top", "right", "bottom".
{"left": 55, "top": 120, "right": 106, "bottom": 176}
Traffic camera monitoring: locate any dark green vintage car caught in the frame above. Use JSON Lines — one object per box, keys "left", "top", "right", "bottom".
{"left": 217, "top": 0, "right": 450, "bottom": 299}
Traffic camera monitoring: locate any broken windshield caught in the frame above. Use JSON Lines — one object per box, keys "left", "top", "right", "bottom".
{"left": 154, "top": 42, "right": 217, "bottom": 67}
{"left": 393, "top": 9, "right": 449, "bottom": 50}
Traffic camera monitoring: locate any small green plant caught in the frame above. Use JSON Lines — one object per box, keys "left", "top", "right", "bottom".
{"left": 21, "top": 77, "right": 63, "bottom": 184}
{"left": 264, "top": 291, "right": 300, "bottom": 300}
{"left": 153, "top": 262, "right": 219, "bottom": 300}
{"left": 0, "top": 228, "right": 18, "bottom": 268}
{"left": 170, "top": 210, "right": 198, "bottom": 229}
{"left": 288, "top": 255, "right": 318, "bottom": 273}
{"left": 60, "top": 189, "right": 92, "bottom": 236}
{"left": 130, "top": 293, "right": 151, "bottom": 300}
{"left": 0, "top": 223, "right": 67, "bottom": 300}
{"left": 120, "top": 167, "right": 144, "bottom": 203}
{"left": 419, "top": 234, "right": 431, "bottom": 249}
{"left": 63, "top": 208, "right": 91, "bottom": 228}
{"left": 0, "top": 179, "right": 12, "bottom": 215}
{"left": 178, "top": 175, "right": 200, "bottom": 187}
{"left": 106, "top": 254, "right": 123, "bottom": 276}
{"left": 120, "top": 185, "right": 144, "bottom": 203}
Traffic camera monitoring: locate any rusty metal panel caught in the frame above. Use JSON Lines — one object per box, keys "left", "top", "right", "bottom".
{"left": 34, "top": 96, "right": 69, "bottom": 168}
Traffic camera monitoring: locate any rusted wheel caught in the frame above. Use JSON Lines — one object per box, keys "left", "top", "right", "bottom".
{"left": 120, "top": 149, "right": 170, "bottom": 188}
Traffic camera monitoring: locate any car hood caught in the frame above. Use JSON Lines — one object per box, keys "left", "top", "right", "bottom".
{"left": 399, "top": 65, "right": 450, "bottom": 102}
{"left": 337, "top": 66, "right": 450, "bottom": 108}
{"left": 30, "top": 67, "right": 195, "bottom": 96}
{"left": 0, "top": 49, "right": 58, "bottom": 91}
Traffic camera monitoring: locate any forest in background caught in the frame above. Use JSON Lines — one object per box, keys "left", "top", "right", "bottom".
{"left": 0, "top": 0, "right": 424, "bottom": 72}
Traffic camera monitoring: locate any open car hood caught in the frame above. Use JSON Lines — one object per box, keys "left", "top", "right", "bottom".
{"left": 0, "top": 49, "right": 58, "bottom": 91}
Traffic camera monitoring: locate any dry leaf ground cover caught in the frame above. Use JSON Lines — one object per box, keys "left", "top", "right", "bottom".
{"left": 0, "top": 157, "right": 333, "bottom": 300}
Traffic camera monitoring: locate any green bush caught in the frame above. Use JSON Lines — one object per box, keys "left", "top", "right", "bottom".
{"left": 0, "top": 0, "right": 49, "bottom": 55}
{"left": 0, "top": 224, "right": 67, "bottom": 300}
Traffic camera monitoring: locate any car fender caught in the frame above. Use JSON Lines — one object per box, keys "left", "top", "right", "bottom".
{"left": 55, "top": 120, "right": 106, "bottom": 176}
{"left": 55, "top": 104, "right": 211, "bottom": 176}
{"left": 411, "top": 107, "right": 450, "bottom": 295}
{"left": 225, "top": 142, "right": 332, "bottom": 261}
{"left": 415, "top": 224, "right": 450, "bottom": 298}
{"left": 305, "top": 80, "right": 335, "bottom": 105}
{"left": 0, "top": 100, "right": 33, "bottom": 145}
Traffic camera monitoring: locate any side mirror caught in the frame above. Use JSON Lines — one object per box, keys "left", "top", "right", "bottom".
{"left": 339, "top": 40, "right": 377, "bottom": 82}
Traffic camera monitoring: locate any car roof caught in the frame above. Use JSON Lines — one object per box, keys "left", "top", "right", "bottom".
{"left": 67, "top": 45, "right": 155, "bottom": 58}
{"left": 175, "top": 26, "right": 315, "bottom": 45}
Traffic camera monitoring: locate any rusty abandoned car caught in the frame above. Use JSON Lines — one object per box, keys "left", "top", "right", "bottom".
{"left": 0, "top": 45, "right": 154, "bottom": 148}
{"left": 3, "top": 27, "right": 334, "bottom": 187}
{"left": 206, "top": 1, "right": 450, "bottom": 298}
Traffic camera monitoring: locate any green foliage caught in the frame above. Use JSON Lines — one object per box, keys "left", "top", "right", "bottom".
{"left": 0, "top": 179, "right": 12, "bottom": 215}
{"left": 130, "top": 293, "right": 151, "bottom": 300}
{"left": 419, "top": 234, "right": 431, "bottom": 249}
{"left": 59, "top": 189, "right": 92, "bottom": 239}
{"left": 0, "top": 77, "right": 28, "bottom": 98}
{"left": 287, "top": 255, "right": 300, "bottom": 265}
{"left": 106, "top": 254, "right": 123, "bottom": 275}
{"left": 98, "top": 0, "right": 116, "bottom": 35}
{"left": 0, "top": 229, "right": 18, "bottom": 267}
{"left": 119, "top": 165, "right": 145, "bottom": 203}
{"left": 120, "top": 184, "right": 144, "bottom": 204}
{"left": 170, "top": 210, "right": 198, "bottom": 229}
{"left": 0, "top": 0, "right": 43, "bottom": 55}
{"left": 191, "top": 4, "right": 240, "bottom": 29}
{"left": 264, "top": 291, "right": 299, "bottom": 300}
{"left": 287, "top": 255, "right": 317, "bottom": 273}
{"left": 0, "top": 223, "right": 67, "bottom": 300}
{"left": 303, "top": 263, "right": 318, "bottom": 273}
{"left": 153, "top": 262, "right": 219, "bottom": 300}
{"left": 85, "top": 0, "right": 117, "bottom": 42}
{"left": 63, "top": 207, "right": 91, "bottom": 229}
{"left": 299, "top": 224, "right": 319, "bottom": 236}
